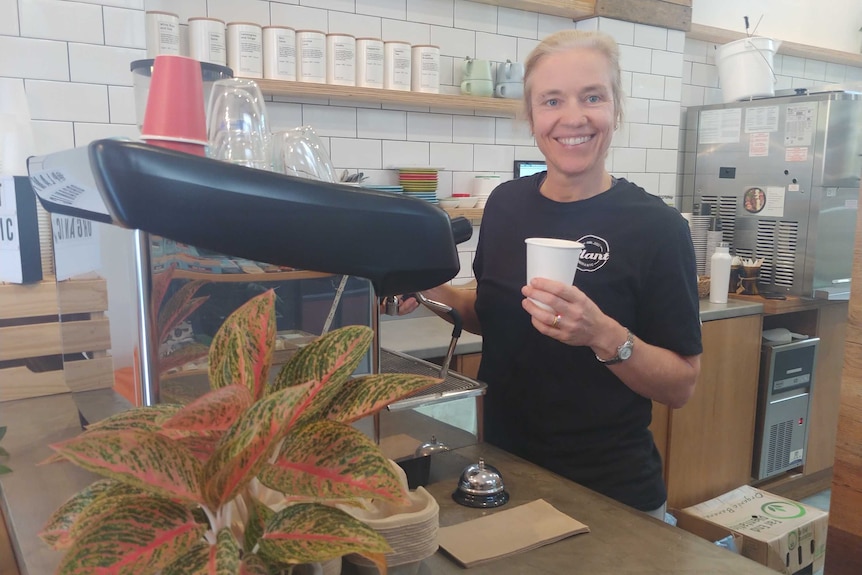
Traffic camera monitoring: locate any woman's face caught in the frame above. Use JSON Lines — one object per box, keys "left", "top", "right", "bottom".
{"left": 528, "top": 47, "right": 617, "bottom": 182}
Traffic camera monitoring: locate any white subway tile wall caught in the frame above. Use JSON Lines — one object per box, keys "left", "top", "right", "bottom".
{"left": 4, "top": 0, "right": 860, "bottom": 282}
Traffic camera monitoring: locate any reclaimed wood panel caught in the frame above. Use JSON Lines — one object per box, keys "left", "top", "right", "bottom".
{"left": 56, "top": 278, "right": 108, "bottom": 315}
{"left": 64, "top": 356, "right": 115, "bottom": 393}
{"left": 0, "top": 323, "right": 62, "bottom": 361}
{"left": 826, "top": 183, "right": 862, "bottom": 573}
{"left": 595, "top": 0, "right": 691, "bottom": 31}
{"left": 468, "top": 0, "right": 597, "bottom": 19}
{"left": 0, "top": 281, "right": 60, "bottom": 320}
{"left": 0, "top": 367, "right": 69, "bottom": 402}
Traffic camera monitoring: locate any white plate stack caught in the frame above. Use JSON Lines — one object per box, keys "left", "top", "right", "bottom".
{"left": 683, "top": 214, "right": 712, "bottom": 275}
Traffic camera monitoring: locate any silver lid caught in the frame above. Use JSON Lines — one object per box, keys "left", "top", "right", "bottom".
{"left": 414, "top": 435, "right": 450, "bottom": 457}
{"left": 456, "top": 458, "right": 506, "bottom": 496}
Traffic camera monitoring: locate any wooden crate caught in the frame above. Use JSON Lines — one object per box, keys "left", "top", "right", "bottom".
{"left": 0, "top": 278, "right": 114, "bottom": 402}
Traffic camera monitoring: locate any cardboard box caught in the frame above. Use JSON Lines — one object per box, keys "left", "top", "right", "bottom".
{"left": 678, "top": 485, "right": 827, "bottom": 575}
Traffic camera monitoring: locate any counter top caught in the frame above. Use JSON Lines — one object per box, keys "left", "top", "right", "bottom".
{"left": 411, "top": 443, "right": 775, "bottom": 574}
{"left": 1, "top": 393, "right": 776, "bottom": 575}
{"left": 380, "top": 299, "right": 764, "bottom": 359}
{"left": 380, "top": 316, "right": 483, "bottom": 360}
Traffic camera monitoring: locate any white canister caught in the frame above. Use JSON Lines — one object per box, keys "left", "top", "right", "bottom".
{"left": 355, "top": 38, "right": 384, "bottom": 88}
{"left": 226, "top": 22, "right": 263, "bottom": 78}
{"left": 145, "top": 11, "right": 180, "bottom": 58}
{"left": 262, "top": 26, "right": 296, "bottom": 80}
{"left": 296, "top": 30, "right": 326, "bottom": 84}
{"left": 188, "top": 17, "right": 226, "bottom": 66}
{"left": 383, "top": 41, "right": 411, "bottom": 91}
{"left": 411, "top": 44, "right": 440, "bottom": 93}
{"left": 326, "top": 34, "right": 356, "bottom": 86}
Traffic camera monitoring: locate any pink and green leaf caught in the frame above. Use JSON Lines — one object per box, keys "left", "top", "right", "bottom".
{"left": 170, "top": 434, "right": 223, "bottom": 462}
{"left": 55, "top": 495, "right": 206, "bottom": 575}
{"left": 273, "top": 325, "right": 371, "bottom": 389}
{"left": 201, "top": 381, "right": 313, "bottom": 510}
{"left": 208, "top": 290, "right": 277, "bottom": 401}
{"left": 151, "top": 265, "right": 176, "bottom": 318}
{"left": 259, "top": 420, "right": 409, "bottom": 505}
{"left": 84, "top": 404, "right": 183, "bottom": 433}
{"left": 324, "top": 373, "right": 440, "bottom": 424}
{"left": 39, "top": 479, "right": 118, "bottom": 550}
{"left": 243, "top": 494, "right": 275, "bottom": 553}
{"left": 239, "top": 554, "right": 272, "bottom": 575}
{"left": 50, "top": 429, "right": 203, "bottom": 505}
{"left": 257, "top": 503, "right": 391, "bottom": 566}
{"left": 162, "top": 384, "right": 254, "bottom": 435}
{"left": 162, "top": 528, "right": 241, "bottom": 575}
{"left": 158, "top": 280, "right": 209, "bottom": 344}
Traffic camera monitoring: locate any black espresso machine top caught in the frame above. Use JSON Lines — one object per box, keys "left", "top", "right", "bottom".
{"left": 27, "top": 138, "right": 472, "bottom": 296}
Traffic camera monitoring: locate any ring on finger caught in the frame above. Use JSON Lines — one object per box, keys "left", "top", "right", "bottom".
{"left": 551, "top": 314, "right": 562, "bottom": 328}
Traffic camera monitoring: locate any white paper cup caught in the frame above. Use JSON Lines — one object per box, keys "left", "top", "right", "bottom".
{"left": 525, "top": 237, "right": 584, "bottom": 311}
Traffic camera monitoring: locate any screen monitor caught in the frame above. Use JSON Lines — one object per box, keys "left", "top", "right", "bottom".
{"left": 514, "top": 160, "right": 547, "bottom": 178}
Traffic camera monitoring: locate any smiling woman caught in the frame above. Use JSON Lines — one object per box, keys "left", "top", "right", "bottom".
{"left": 391, "top": 30, "right": 703, "bottom": 521}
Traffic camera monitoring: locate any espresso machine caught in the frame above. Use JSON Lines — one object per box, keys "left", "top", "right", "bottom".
{"left": 28, "top": 139, "right": 486, "bottom": 472}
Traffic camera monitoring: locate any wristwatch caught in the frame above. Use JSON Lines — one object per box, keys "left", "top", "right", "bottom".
{"left": 596, "top": 329, "right": 634, "bottom": 365}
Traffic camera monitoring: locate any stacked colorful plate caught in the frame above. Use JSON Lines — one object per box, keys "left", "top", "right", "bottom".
{"left": 397, "top": 167, "right": 441, "bottom": 203}
{"left": 361, "top": 184, "right": 404, "bottom": 194}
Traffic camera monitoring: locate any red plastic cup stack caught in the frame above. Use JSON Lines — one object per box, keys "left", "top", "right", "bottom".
{"left": 140, "top": 55, "right": 208, "bottom": 156}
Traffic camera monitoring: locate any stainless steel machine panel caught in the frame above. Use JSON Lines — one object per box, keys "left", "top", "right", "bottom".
{"left": 687, "top": 91, "right": 860, "bottom": 296}
{"left": 753, "top": 338, "right": 819, "bottom": 480}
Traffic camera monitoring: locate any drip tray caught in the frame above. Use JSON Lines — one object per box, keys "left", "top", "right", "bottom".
{"left": 380, "top": 348, "right": 486, "bottom": 411}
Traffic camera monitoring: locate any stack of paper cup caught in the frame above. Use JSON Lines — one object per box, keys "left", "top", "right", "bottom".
{"left": 472, "top": 174, "right": 500, "bottom": 208}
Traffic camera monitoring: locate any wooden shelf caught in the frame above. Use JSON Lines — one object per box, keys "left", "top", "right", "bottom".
{"left": 253, "top": 78, "right": 520, "bottom": 117}
{"left": 688, "top": 24, "right": 862, "bottom": 68}
{"left": 441, "top": 207, "right": 484, "bottom": 221}
{"left": 468, "top": 0, "right": 597, "bottom": 19}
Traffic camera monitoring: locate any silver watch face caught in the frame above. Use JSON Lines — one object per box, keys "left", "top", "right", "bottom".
{"left": 619, "top": 344, "right": 633, "bottom": 361}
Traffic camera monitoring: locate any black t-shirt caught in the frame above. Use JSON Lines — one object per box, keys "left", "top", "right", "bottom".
{"left": 473, "top": 174, "right": 703, "bottom": 511}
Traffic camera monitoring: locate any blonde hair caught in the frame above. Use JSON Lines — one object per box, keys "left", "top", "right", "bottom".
{"left": 522, "top": 30, "right": 624, "bottom": 127}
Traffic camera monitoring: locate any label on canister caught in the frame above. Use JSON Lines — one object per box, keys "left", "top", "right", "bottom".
{"left": 296, "top": 30, "right": 326, "bottom": 84}
{"left": 145, "top": 11, "right": 181, "bottom": 58}
{"left": 226, "top": 22, "right": 263, "bottom": 78}
{"left": 263, "top": 26, "right": 296, "bottom": 80}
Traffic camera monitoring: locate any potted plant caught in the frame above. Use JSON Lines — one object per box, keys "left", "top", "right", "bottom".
{"left": 39, "top": 289, "right": 438, "bottom": 574}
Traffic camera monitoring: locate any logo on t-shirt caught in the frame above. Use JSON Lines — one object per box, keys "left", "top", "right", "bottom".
{"left": 576, "top": 234, "right": 610, "bottom": 272}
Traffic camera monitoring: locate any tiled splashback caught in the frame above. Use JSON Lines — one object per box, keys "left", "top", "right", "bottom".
{"left": 2, "top": 0, "right": 861, "bottom": 285}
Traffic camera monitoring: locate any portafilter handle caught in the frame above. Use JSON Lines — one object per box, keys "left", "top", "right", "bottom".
{"left": 450, "top": 216, "right": 473, "bottom": 245}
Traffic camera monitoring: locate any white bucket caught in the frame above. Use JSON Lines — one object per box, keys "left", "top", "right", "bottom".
{"left": 715, "top": 36, "right": 781, "bottom": 103}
